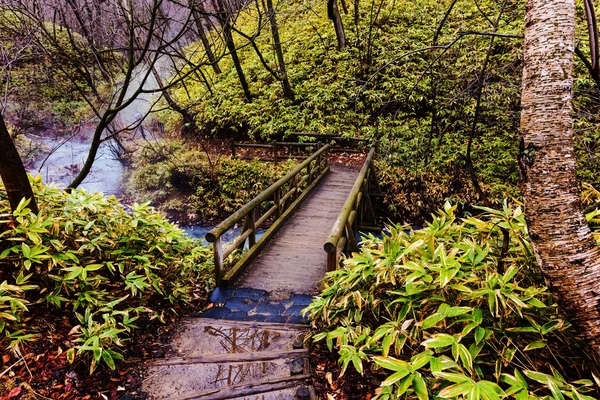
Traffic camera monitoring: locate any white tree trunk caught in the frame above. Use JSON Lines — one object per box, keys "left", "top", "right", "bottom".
{"left": 520, "top": 0, "right": 600, "bottom": 358}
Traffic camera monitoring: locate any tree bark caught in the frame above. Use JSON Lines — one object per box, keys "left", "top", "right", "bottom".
{"left": 191, "top": 0, "right": 222, "bottom": 74}
{"left": 149, "top": 65, "right": 196, "bottom": 134}
{"left": 519, "top": 0, "right": 600, "bottom": 359}
{"left": 214, "top": 0, "right": 252, "bottom": 101}
{"left": 265, "top": 0, "right": 294, "bottom": 101}
{"left": 0, "top": 112, "right": 38, "bottom": 213}
{"left": 328, "top": 0, "right": 346, "bottom": 50}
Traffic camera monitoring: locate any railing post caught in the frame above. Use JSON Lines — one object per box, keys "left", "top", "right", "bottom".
{"left": 317, "top": 142, "right": 322, "bottom": 171}
{"left": 327, "top": 251, "right": 336, "bottom": 272}
{"left": 307, "top": 161, "right": 313, "bottom": 184}
{"left": 248, "top": 209, "right": 256, "bottom": 248}
{"left": 293, "top": 174, "right": 299, "bottom": 201}
{"left": 274, "top": 188, "right": 281, "bottom": 218}
{"left": 273, "top": 142, "right": 278, "bottom": 163}
{"left": 359, "top": 180, "right": 366, "bottom": 226}
{"left": 214, "top": 236, "right": 223, "bottom": 287}
{"left": 231, "top": 142, "right": 237, "bottom": 159}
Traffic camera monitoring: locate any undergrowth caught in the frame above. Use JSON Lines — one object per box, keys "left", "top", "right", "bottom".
{"left": 160, "top": 0, "right": 600, "bottom": 223}
{"left": 307, "top": 197, "right": 600, "bottom": 399}
{"left": 124, "top": 139, "right": 297, "bottom": 224}
{"left": 0, "top": 176, "right": 214, "bottom": 373}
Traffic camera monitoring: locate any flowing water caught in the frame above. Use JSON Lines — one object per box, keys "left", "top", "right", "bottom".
{"left": 28, "top": 131, "right": 124, "bottom": 196}
{"left": 26, "top": 133, "right": 267, "bottom": 243}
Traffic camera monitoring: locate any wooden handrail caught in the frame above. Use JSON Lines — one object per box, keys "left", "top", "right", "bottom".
{"left": 231, "top": 140, "right": 366, "bottom": 162}
{"left": 324, "top": 147, "right": 377, "bottom": 271}
{"left": 207, "top": 144, "right": 331, "bottom": 287}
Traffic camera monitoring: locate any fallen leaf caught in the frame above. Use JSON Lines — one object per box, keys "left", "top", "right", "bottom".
{"left": 68, "top": 325, "right": 81, "bottom": 336}
{"left": 326, "top": 371, "right": 333, "bottom": 385}
{"left": 7, "top": 386, "right": 21, "bottom": 398}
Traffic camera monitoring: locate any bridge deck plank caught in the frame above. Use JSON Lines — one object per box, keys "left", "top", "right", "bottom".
{"left": 235, "top": 166, "right": 359, "bottom": 294}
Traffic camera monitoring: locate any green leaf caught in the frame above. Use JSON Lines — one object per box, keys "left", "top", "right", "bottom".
{"left": 439, "top": 382, "right": 473, "bottom": 398}
{"left": 382, "top": 369, "right": 411, "bottom": 386}
{"left": 523, "top": 340, "right": 546, "bottom": 351}
{"left": 421, "top": 312, "right": 445, "bottom": 329}
{"left": 102, "top": 349, "right": 116, "bottom": 369}
{"left": 66, "top": 348, "right": 76, "bottom": 364}
{"left": 548, "top": 380, "right": 565, "bottom": 400}
{"left": 474, "top": 327, "right": 485, "bottom": 345}
{"left": 396, "top": 375, "right": 415, "bottom": 396}
{"left": 413, "top": 374, "right": 429, "bottom": 400}
{"left": 373, "top": 356, "right": 412, "bottom": 374}
{"left": 541, "top": 320, "right": 564, "bottom": 335}
{"left": 435, "top": 372, "right": 473, "bottom": 384}
{"left": 422, "top": 334, "right": 456, "bottom": 349}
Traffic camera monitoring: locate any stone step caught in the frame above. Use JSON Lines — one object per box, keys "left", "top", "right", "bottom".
{"left": 141, "top": 318, "right": 312, "bottom": 399}
{"left": 143, "top": 358, "right": 309, "bottom": 399}
{"left": 200, "top": 287, "right": 314, "bottom": 324}
{"left": 168, "top": 318, "right": 307, "bottom": 358}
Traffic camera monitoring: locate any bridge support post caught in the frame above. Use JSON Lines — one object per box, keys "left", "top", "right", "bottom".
{"left": 327, "top": 251, "right": 336, "bottom": 272}
{"left": 292, "top": 175, "right": 299, "bottom": 202}
{"left": 214, "top": 236, "right": 223, "bottom": 287}
{"left": 274, "top": 188, "right": 282, "bottom": 218}
{"left": 248, "top": 209, "right": 256, "bottom": 248}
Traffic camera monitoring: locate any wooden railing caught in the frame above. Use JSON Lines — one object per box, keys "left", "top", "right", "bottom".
{"left": 231, "top": 141, "right": 326, "bottom": 162}
{"left": 206, "top": 144, "right": 331, "bottom": 287}
{"left": 231, "top": 138, "right": 365, "bottom": 161}
{"left": 324, "top": 147, "right": 379, "bottom": 271}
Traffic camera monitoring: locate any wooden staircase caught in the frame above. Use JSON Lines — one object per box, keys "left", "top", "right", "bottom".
{"left": 142, "top": 318, "right": 315, "bottom": 400}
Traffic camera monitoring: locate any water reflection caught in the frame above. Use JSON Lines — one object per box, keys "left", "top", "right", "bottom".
{"left": 203, "top": 325, "right": 282, "bottom": 387}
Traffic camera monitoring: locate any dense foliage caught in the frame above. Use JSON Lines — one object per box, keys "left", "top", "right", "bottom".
{"left": 124, "top": 140, "right": 297, "bottom": 223}
{"left": 0, "top": 11, "right": 91, "bottom": 134}
{"left": 161, "top": 0, "right": 600, "bottom": 223}
{"left": 0, "top": 176, "right": 213, "bottom": 373}
{"left": 306, "top": 200, "right": 600, "bottom": 399}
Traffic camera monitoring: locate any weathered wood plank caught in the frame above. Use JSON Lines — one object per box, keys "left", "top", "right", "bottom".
{"left": 173, "top": 374, "right": 311, "bottom": 400}
{"left": 181, "top": 318, "right": 309, "bottom": 331}
{"left": 235, "top": 166, "right": 359, "bottom": 293}
{"left": 148, "top": 349, "right": 308, "bottom": 367}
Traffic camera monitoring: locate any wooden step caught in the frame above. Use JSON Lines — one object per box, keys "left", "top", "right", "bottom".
{"left": 171, "top": 375, "right": 312, "bottom": 400}
{"left": 142, "top": 318, "right": 311, "bottom": 400}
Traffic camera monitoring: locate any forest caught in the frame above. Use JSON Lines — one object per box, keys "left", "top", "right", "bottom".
{"left": 1, "top": 0, "right": 600, "bottom": 398}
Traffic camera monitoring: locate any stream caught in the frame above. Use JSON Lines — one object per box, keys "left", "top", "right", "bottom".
{"left": 26, "top": 131, "right": 261, "bottom": 244}
{"left": 29, "top": 132, "right": 124, "bottom": 196}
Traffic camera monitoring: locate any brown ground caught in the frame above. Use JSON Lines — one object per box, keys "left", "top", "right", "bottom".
{"left": 0, "top": 297, "right": 208, "bottom": 400}
{"left": 309, "top": 341, "right": 383, "bottom": 400}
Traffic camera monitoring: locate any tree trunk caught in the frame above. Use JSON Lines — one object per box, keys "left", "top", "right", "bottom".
{"left": 328, "top": 0, "right": 346, "bottom": 50}
{"left": 519, "top": 0, "right": 600, "bottom": 359}
{"left": 191, "top": 0, "right": 222, "bottom": 74}
{"left": 214, "top": 0, "right": 252, "bottom": 101}
{"left": 149, "top": 65, "right": 196, "bottom": 134}
{"left": 265, "top": 0, "right": 294, "bottom": 101}
{"left": 0, "top": 112, "right": 38, "bottom": 213}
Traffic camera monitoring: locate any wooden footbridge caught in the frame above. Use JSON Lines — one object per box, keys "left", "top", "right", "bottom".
{"left": 143, "top": 144, "right": 382, "bottom": 399}
{"left": 205, "top": 144, "right": 381, "bottom": 292}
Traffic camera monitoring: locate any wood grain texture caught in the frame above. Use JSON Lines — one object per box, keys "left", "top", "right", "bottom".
{"left": 235, "top": 166, "right": 359, "bottom": 293}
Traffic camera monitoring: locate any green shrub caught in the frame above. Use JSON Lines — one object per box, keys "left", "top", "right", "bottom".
{"left": 161, "top": 0, "right": 600, "bottom": 222}
{"left": 0, "top": 176, "right": 214, "bottom": 373}
{"left": 306, "top": 202, "right": 599, "bottom": 399}
{"left": 125, "top": 140, "right": 297, "bottom": 223}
